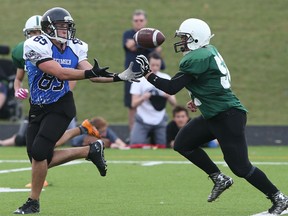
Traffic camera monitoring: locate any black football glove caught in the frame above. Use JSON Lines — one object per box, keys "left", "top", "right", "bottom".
{"left": 84, "top": 59, "right": 114, "bottom": 78}
{"left": 136, "top": 55, "right": 151, "bottom": 76}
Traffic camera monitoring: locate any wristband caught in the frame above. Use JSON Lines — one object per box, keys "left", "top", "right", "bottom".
{"left": 113, "top": 74, "right": 122, "bottom": 82}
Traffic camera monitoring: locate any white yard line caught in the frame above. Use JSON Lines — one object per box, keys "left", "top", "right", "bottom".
{"left": 251, "top": 209, "right": 288, "bottom": 216}
{"left": 0, "top": 167, "right": 31, "bottom": 174}
{"left": 0, "top": 188, "right": 45, "bottom": 193}
{"left": 1, "top": 160, "right": 288, "bottom": 174}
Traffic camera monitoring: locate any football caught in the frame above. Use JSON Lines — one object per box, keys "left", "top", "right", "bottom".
{"left": 134, "top": 28, "right": 165, "bottom": 48}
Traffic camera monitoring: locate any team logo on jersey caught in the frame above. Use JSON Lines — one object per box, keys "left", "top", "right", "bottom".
{"left": 54, "top": 58, "right": 72, "bottom": 65}
{"left": 25, "top": 50, "right": 41, "bottom": 61}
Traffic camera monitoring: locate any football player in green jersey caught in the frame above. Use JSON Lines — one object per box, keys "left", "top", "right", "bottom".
{"left": 12, "top": 15, "right": 42, "bottom": 100}
{"left": 136, "top": 18, "right": 288, "bottom": 215}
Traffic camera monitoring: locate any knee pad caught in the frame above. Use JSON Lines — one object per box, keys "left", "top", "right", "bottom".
{"left": 31, "top": 146, "right": 53, "bottom": 163}
{"left": 30, "top": 135, "right": 54, "bottom": 163}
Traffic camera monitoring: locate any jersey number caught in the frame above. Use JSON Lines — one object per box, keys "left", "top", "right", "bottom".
{"left": 38, "top": 73, "right": 64, "bottom": 91}
{"left": 214, "top": 54, "right": 231, "bottom": 89}
{"left": 33, "top": 36, "right": 48, "bottom": 45}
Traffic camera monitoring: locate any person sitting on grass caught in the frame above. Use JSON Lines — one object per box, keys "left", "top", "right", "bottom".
{"left": 166, "top": 105, "right": 218, "bottom": 149}
{"left": 72, "top": 117, "right": 129, "bottom": 149}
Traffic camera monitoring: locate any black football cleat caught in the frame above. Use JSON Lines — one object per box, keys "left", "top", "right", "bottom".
{"left": 13, "top": 198, "right": 40, "bottom": 214}
{"left": 86, "top": 140, "right": 107, "bottom": 177}
{"left": 207, "top": 172, "right": 233, "bottom": 202}
{"left": 268, "top": 191, "right": 288, "bottom": 215}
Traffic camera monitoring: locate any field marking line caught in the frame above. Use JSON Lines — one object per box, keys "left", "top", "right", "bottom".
{"left": 0, "top": 188, "right": 45, "bottom": 193}
{"left": 1, "top": 160, "right": 288, "bottom": 174}
{"left": 0, "top": 167, "right": 31, "bottom": 174}
{"left": 1, "top": 159, "right": 288, "bottom": 165}
{"left": 251, "top": 209, "right": 288, "bottom": 215}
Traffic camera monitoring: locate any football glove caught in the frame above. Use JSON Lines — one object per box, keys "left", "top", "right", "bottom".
{"left": 136, "top": 55, "right": 151, "bottom": 76}
{"left": 15, "top": 88, "right": 29, "bottom": 100}
{"left": 85, "top": 59, "right": 113, "bottom": 78}
{"left": 114, "top": 62, "right": 142, "bottom": 82}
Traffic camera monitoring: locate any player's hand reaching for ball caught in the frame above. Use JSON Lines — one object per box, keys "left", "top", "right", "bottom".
{"left": 116, "top": 62, "right": 143, "bottom": 82}
{"left": 136, "top": 55, "right": 151, "bottom": 76}
{"left": 85, "top": 59, "right": 114, "bottom": 78}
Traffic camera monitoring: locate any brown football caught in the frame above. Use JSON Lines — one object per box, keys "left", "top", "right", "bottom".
{"left": 134, "top": 28, "right": 165, "bottom": 48}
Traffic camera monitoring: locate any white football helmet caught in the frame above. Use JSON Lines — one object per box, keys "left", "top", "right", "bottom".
{"left": 174, "top": 18, "right": 214, "bottom": 52}
{"left": 23, "top": 15, "right": 42, "bottom": 39}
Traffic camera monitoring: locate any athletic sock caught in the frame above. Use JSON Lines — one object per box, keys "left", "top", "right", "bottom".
{"left": 178, "top": 148, "right": 220, "bottom": 175}
{"left": 245, "top": 167, "right": 278, "bottom": 197}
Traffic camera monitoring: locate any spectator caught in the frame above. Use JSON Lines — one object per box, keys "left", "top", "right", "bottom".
{"left": 0, "top": 118, "right": 97, "bottom": 147}
{"left": 0, "top": 70, "right": 8, "bottom": 118}
{"left": 166, "top": 106, "right": 190, "bottom": 148}
{"left": 122, "top": 9, "right": 165, "bottom": 133}
{"left": 129, "top": 52, "right": 176, "bottom": 148}
{"left": 0, "top": 116, "right": 28, "bottom": 147}
{"left": 166, "top": 106, "right": 218, "bottom": 149}
{"left": 75, "top": 117, "right": 129, "bottom": 149}
{"left": 0, "top": 58, "right": 16, "bottom": 120}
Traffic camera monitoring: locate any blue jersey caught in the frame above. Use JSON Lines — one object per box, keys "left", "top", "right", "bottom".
{"left": 23, "top": 35, "right": 88, "bottom": 105}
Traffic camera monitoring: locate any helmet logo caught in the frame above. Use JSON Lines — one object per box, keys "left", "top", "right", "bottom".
{"left": 64, "top": 16, "right": 73, "bottom": 22}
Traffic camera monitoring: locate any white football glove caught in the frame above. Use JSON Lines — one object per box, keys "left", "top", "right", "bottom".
{"left": 118, "top": 62, "right": 143, "bottom": 82}
{"left": 15, "top": 88, "right": 29, "bottom": 100}
{"left": 136, "top": 55, "right": 150, "bottom": 76}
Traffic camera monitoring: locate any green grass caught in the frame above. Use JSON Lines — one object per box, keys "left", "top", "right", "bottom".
{"left": 0, "top": 0, "right": 288, "bottom": 124}
{"left": 1, "top": 146, "right": 288, "bottom": 216}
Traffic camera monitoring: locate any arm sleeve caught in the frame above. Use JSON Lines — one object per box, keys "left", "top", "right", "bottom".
{"left": 23, "top": 37, "right": 52, "bottom": 66}
{"left": 147, "top": 72, "right": 194, "bottom": 95}
{"left": 78, "top": 42, "right": 88, "bottom": 63}
{"left": 72, "top": 39, "right": 88, "bottom": 63}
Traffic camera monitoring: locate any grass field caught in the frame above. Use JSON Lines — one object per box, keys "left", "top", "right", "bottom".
{"left": 1, "top": 146, "right": 288, "bottom": 216}
{"left": 0, "top": 0, "right": 288, "bottom": 125}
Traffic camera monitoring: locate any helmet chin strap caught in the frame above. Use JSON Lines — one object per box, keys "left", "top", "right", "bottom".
{"left": 56, "top": 38, "right": 67, "bottom": 44}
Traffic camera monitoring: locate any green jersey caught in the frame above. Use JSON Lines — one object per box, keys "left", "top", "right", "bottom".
{"left": 11, "top": 41, "right": 25, "bottom": 69}
{"left": 179, "top": 45, "right": 247, "bottom": 119}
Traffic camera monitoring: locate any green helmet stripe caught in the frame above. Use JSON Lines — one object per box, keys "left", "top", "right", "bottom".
{"left": 36, "top": 16, "right": 40, "bottom": 26}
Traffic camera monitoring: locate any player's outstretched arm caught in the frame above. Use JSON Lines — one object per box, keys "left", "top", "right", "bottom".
{"left": 136, "top": 55, "right": 194, "bottom": 95}
{"left": 89, "top": 61, "right": 142, "bottom": 83}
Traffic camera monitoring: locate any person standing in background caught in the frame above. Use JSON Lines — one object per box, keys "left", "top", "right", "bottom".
{"left": 122, "top": 9, "right": 165, "bottom": 135}
{"left": 130, "top": 52, "right": 176, "bottom": 148}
